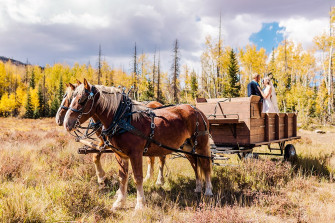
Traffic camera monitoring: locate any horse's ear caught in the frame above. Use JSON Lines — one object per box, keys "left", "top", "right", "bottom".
{"left": 69, "top": 83, "right": 76, "bottom": 90}
{"left": 84, "top": 78, "right": 90, "bottom": 90}
{"left": 76, "top": 79, "right": 82, "bottom": 85}
{"left": 65, "top": 83, "right": 69, "bottom": 87}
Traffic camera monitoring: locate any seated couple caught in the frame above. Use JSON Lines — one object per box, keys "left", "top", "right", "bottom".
{"left": 247, "top": 73, "right": 279, "bottom": 113}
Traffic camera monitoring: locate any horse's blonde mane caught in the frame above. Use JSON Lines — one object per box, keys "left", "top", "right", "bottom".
{"left": 65, "top": 84, "right": 79, "bottom": 100}
{"left": 74, "top": 84, "right": 146, "bottom": 120}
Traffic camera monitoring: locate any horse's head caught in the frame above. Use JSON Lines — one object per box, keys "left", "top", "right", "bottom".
{"left": 55, "top": 82, "right": 77, "bottom": 126}
{"left": 64, "top": 79, "right": 98, "bottom": 131}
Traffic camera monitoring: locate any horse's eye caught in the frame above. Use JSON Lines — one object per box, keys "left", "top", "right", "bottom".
{"left": 63, "top": 93, "right": 67, "bottom": 99}
{"left": 78, "top": 96, "right": 87, "bottom": 105}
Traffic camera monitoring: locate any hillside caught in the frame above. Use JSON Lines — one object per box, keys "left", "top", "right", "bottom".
{"left": 0, "top": 56, "right": 27, "bottom": 67}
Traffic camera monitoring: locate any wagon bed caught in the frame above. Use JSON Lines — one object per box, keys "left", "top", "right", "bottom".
{"left": 196, "top": 96, "right": 301, "bottom": 162}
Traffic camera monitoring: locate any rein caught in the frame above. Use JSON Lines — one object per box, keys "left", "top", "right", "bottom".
{"left": 67, "top": 85, "right": 103, "bottom": 141}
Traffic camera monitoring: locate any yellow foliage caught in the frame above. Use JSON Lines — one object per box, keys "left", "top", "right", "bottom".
{"left": 239, "top": 44, "right": 267, "bottom": 81}
{"left": 30, "top": 88, "right": 39, "bottom": 111}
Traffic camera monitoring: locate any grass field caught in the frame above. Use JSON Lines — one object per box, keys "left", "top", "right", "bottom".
{"left": 1, "top": 117, "right": 335, "bottom": 222}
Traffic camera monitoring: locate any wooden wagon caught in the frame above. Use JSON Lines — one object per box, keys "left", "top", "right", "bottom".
{"left": 196, "top": 96, "right": 301, "bottom": 164}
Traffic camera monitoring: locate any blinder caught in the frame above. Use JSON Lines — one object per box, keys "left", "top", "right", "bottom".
{"left": 69, "top": 86, "right": 96, "bottom": 114}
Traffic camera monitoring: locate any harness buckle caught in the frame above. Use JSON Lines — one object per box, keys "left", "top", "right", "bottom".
{"left": 144, "top": 147, "right": 148, "bottom": 153}
{"left": 151, "top": 123, "right": 155, "bottom": 129}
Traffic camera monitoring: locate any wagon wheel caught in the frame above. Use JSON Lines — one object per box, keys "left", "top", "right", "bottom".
{"left": 284, "top": 144, "right": 298, "bottom": 163}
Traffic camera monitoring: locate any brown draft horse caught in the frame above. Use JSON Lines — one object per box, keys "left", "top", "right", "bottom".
{"left": 55, "top": 83, "right": 166, "bottom": 185}
{"left": 64, "top": 79, "right": 212, "bottom": 210}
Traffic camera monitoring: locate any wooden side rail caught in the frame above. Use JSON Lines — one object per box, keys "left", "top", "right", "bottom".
{"left": 208, "top": 118, "right": 245, "bottom": 124}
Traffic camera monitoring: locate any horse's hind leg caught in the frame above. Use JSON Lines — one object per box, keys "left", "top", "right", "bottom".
{"left": 204, "top": 165, "right": 213, "bottom": 196}
{"left": 112, "top": 154, "right": 129, "bottom": 210}
{"left": 144, "top": 157, "right": 155, "bottom": 182}
{"left": 156, "top": 155, "right": 166, "bottom": 185}
{"left": 129, "top": 154, "right": 145, "bottom": 210}
{"left": 185, "top": 152, "right": 202, "bottom": 193}
{"left": 92, "top": 153, "right": 106, "bottom": 185}
{"left": 197, "top": 139, "right": 213, "bottom": 196}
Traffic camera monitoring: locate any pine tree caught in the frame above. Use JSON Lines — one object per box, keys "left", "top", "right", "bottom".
{"left": 50, "top": 95, "right": 60, "bottom": 117}
{"left": 29, "top": 69, "right": 35, "bottom": 89}
{"left": 58, "top": 76, "right": 64, "bottom": 104}
{"left": 190, "top": 70, "right": 198, "bottom": 99}
{"left": 24, "top": 90, "right": 34, "bottom": 118}
{"left": 142, "top": 78, "right": 154, "bottom": 101}
{"left": 225, "top": 49, "right": 240, "bottom": 97}
{"left": 37, "top": 84, "right": 44, "bottom": 117}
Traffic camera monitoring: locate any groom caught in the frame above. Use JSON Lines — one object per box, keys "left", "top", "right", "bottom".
{"left": 247, "top": 73, "right": 263, "bottom": 101}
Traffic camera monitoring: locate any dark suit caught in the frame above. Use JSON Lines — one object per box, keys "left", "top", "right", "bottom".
{"left": 247, "top": 81, "right": 263, "bottom": 100}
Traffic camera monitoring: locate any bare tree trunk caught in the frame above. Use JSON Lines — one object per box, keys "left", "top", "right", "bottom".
{"left": 217, "top": 12, "right": 222, "bottom": 95}
{"left": 328, "top": 44, "right": 333, "bottom": 122}
{"left": 98, "top": 44, "right": 102, "bottom": 85}
{"left": 156, "top": 51, "right": 161, "bottom": 102}
{"left": 171, "top": 39, "right": 180, "bottom": 103}
{"left": 152, "top": 49, "right": 156, "bottom": 98}
{"left": 133, "top": 42, "right": 138, "bottom": 100}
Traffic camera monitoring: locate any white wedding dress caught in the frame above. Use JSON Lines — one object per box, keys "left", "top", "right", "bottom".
{"left": 262, "top": 85, "right": 278, "bottom": 113}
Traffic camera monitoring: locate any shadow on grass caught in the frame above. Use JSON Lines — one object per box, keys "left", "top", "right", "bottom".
{"left": 294, "top": 155, "right": 331, "bottom": 179}
{"left": 95, "top": 156, "right": 332, "bottom": 211}
{"left": 143, "top": 174, "right": 259, "bottom": 209}
{"left": 143, "top": 160, "right": 293, "bottom": 209}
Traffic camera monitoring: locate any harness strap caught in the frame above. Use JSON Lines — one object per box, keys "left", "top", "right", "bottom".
{"left": 119, "top": 120, "right": 212, "bottom": 160}
{"left": 101, "top": 93, "right": 133, "bottom": 137}
{"left": 143, "top": 111, "right": 155, "bottom": 154}
{"left": 97, "top": 94, "right": 211, "bottom": 159}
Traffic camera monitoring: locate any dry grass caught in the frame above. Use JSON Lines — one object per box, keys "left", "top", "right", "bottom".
{"left": 0, "top": 117, "right": 335, "bottom": 222}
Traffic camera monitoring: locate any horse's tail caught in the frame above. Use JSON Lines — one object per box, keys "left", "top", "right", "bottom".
{"left": 196, "top": 140, "right": 212, "bottom": 182}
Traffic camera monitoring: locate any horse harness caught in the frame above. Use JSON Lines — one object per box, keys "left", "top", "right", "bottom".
{"left": 69, "top": 86, "right": 212, "bottom": 160}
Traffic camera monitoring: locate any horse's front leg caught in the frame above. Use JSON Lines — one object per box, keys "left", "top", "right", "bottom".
{"left": 144, "top": 157, "right": 155, "bottom": 182}
{"left": 93, "top": 140, "right": 106, "bottom": 185}
{"left": 129, "top": 153, "right": 145, "bottom": 210}
{"left": 92, "top": 153, "right": 106, "bottom": 185}
{"left": 185, "top": 152, "right": 202, "bottom": 193}
{"left": 112, "top": 154, "right": 129, "bottom": 210}
{"left": 156, "top": 155, "right": 166, "bottom": 185}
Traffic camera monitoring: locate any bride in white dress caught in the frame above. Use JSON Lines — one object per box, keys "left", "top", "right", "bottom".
{"left": 257, "top": 77, "right": 279, "bottom": 113}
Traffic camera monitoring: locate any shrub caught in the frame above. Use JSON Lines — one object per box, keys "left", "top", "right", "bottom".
{"left": 189, "top": 203, "right": 246, "bottom": 223}
{"left": 0, "top": 151, "right": 30, "bottom": 182}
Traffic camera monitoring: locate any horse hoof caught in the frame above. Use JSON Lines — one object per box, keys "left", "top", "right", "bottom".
{"left": 205, "top": 190, "right": 213, "bottom": 196}
{"left": 97, "top": 176, "right": 107, "bottom": 185}
{"left": 112, "top": 198, "right": 126, "bottom": 210}
{"left": 135, "top": 202, "right": 145, "bottom": 211}
{"left": 155, "top": 180, "right": 164, "bottom": 186}
{"left": 194, "top": 188, "right": 202, "bottom": 193}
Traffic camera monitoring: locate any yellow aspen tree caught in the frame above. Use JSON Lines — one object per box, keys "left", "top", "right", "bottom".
{"left": 239, "top": 44, "right": 267, "bottom": 96}
{"left": 30, "top": 87, "right": 39, "bottom": 113}
{"left": 101, "top": 61, "right": 112, "bottom": 86}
